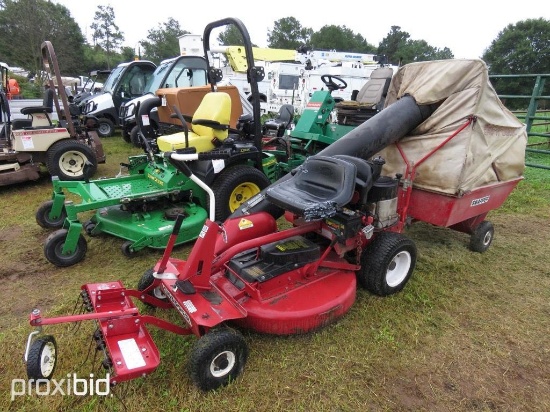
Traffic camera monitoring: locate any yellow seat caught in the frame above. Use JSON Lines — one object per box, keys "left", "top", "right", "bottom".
{"left": 157, "top": 92, "right": 232, "bottom": 153}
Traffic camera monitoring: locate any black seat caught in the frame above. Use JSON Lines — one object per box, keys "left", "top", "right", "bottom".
{"left": 12, "top": 86, "right": 55, "bottom": 129}
{"left": 333, "top": 155, "right": 375, "bottom": 205}
{"left": 266, "top": 156, "right": 357, "bottom": 220}
{"left": 262, "top": 104, "right": 294, "bottom": 137}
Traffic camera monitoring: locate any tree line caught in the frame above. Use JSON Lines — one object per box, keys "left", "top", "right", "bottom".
{"left": 1, "top": 0, "right": 549, "bottom": 100}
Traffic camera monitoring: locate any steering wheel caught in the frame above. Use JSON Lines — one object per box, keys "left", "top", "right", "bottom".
{"left": 321, "top": 75, "right": 347, "bottom": 92}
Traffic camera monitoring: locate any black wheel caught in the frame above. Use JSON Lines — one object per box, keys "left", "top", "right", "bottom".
{"left": 137, "top": 268, "right": 167, "bottom": 307}
{"left": 83, "top": 219, "right": 97, "bottom": 236}
{"left": 130, "top": 125, "right": 142, "bottom": 148}
{"left": 46, "top": 140, "right": 97, "bottom": 181}
{"left": 121, "top": 240, "right": 138, "bottom": 257}
{"left": 36, "top": 200, "right": 66, "bottom": 229}
{"left": 122, "top": 128, "right": 131, "bottom": 143}
{"left": 97, "top": 118, "right": 115, "bottom": 137}
{"left": 358, "top": 232, "right": 417, "bottom": 296}
{"left": 211, "top": 165, "right": 271, "bottom": 221}
{"left": 188, "top": 328, "right": 248, "bottom": 391}
{"left": 26, "top": 335, "right": 57, "bottom": 380}
{"left": 44, "top": 229, "right": 87, "bottom": 267}
{"left": 469, "top": 221, "right": 494, "bottom": 253}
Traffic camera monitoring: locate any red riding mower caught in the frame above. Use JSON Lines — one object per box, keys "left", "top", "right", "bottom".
{"left": 23, "top": 56, "right": 526, "bottom": 391}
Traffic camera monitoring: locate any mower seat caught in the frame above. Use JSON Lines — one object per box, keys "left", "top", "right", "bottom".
{"left": 12, "top": 86, "right": 55, "bottom": 129}
{"left": 333, "top": 155, "right": 375, "bottom": 204}
{"left": 266, "top": 155, "right": 357, "bottom": 220}
{"left": 335, "top": 67, "right": 393, "bottom": 126}
{"left": 157, "top": 92, "right": 232, "bottom": 153}
{"left": 262, "top": 104, "right": 294, "bottom": 137}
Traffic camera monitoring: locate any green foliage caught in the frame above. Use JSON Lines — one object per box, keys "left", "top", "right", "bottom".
{"left": 140, "top": 18, "right": 187, "bottom": 64}
{"left": 310, "top": 25, "right": 376, "bottom": 54}
{"left": 217, "top": 25, "right": 247, "bottom": 46}
{"left": 267, "top": 17, "right": 313, "bottom": 49}
{"left": 90, "top": 5, "right": 124, "bottom": 69}
{"left": 483, "top": 18, "right": 550, "bottom": 74}
{"left": 377, "top": 26, "right": 453, "bottom": 65}
{"left": 0, "top": 0, "right": 86, "bottom": 76}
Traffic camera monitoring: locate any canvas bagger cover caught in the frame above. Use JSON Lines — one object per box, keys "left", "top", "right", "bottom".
{"left": 376, "top": 59, "right": 527, "bottom": 196}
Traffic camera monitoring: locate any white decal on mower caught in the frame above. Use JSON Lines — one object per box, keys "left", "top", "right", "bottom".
{"left": 183, "top": 300, "right": 197, "bottom": 313}
{"left": 198, "top": 225, "right": 208, "bottom": 238}
{"left": 162, "top": 285, "right": 192, "bottom": 327}
{"left": 118, "top": 338, "right": 146, "bottom": 370}
{"left": 471, "top": 195, "right": 490, "bottom": 207}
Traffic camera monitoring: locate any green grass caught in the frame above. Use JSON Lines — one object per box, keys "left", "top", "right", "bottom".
{"left": 0, "top": 134, "right": 549, "bottom": 411}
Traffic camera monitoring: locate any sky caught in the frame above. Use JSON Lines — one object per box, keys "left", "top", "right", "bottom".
{"left": 53, "top": 0, "right": 549, "bottom": 59}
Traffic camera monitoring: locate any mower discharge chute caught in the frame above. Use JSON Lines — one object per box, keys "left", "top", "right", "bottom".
{"left": 25, "top": 43, "right": 526, "bottom": 391}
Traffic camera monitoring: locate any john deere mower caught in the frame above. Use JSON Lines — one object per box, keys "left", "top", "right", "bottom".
{"left": 35, "top": 18, "right": 275, "bottom": 267}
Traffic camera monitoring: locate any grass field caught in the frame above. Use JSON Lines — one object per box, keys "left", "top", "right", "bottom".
{"left": 0, "top": 131, "right": 549, "bottom": 412}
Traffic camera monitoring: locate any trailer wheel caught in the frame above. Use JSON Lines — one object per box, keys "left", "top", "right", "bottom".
{"left": 211, "top": 165, "right": 271, "bottom": 221}
{"left": 44, "top": 229, "right": 87, "bottom": 267}
{"left": 36, "top": 200, "right": 66, "bottom": 229}
{"left": 46, "top": 140, "right": 97, "bottom": 181}
{"left": 188, "top": 327, "right": 248, "bottom": 391}
{"left": 26, "top": 335, "right": 57, "bottom": 380}
{"left": 97, "top": 118, "right": 115, "bottom": 137}
{"left": 469, "top": 221, "right": 494, "bottom": 253}
{"left": 137, "top": 268, "right": 167, "bottom": 306}
{"left": 358, "top": 232, "right": 416, "bottom": 296}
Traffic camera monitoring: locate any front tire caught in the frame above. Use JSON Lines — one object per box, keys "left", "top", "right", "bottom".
{"left": 26, "top": 335, "right": 57, "bottom": 380}
{"left": 97, "top": 118, "right": 115, "bottom": 137}
{"left": 46, "top": 140, "right": 97, "bottom": 181}
{"left": 137, "top": 268, "right": 167, "bottom": 307}
{"left": 469, "top": 221, "right": 494, "bottom": 253}
{"left": 188, "top": 327, "right": 248, "bottom": 391}
{"left": 358, "top": 232, "right": 417, "bottom": 296}
{"left": 44, "top": 229, "right": 87, "bottom": 267}
{"left": 211, "top": 165, "right": 271, "bottom": 221}
{"left": 36, "top": 200, "right": 66, "bottom": 229}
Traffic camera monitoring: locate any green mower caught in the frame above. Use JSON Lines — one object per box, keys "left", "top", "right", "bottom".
{"left": 36, "top": 18, "right": 276, "bottom": 267}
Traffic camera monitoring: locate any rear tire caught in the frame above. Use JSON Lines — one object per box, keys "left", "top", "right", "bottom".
{"left": 46, "top": 140, "right": 97, "bottom": 181}
{"left": 130, "top": 125, "right": 141, "bottom": 147}
{"left": 469, "top": 221, "right": 494, "bottom": 253}
{"left": 211, "top": 165, "right": 270, "bottom": 221}
{"left": 358, "top": 232, "right": 416, "bottom": 296}
{"left": 97, "top": 118, "right": 115, "bottom": 137}
{"left": 188, "top": 327, "right": 248, "bottom": 391}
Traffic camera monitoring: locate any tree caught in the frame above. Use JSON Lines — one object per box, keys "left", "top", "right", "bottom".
{"left": 90, "top": 5, "right": 124, "bottom": 69}
{"left": 310, "top": 25, "right": 376, "bottom": 54}
{"left": 482, "top": 18, "right": 550, "bottom": 74}
{"left": 0, "top": 0, "right": 86, "bottom": 78}
{"left": 267, "top": 17, "right": 313, "bottom": 49}
{"left": 140, "top": 18, "right": 187, "bottom": 63}
{"left": 217, "top": 25, "right": 257, "bottom": 46}
{"left": 377, "top": 26, "right": 410, "bottom": 65}
{"left": 482, "top": 18, "right": 550, "bottom": 110}
{"left": 378, "top": 26, "right": 453, "bottom": 65}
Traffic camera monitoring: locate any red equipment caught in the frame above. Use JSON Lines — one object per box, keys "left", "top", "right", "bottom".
{"left": 23, "top": 57, "right": 526, "bottom": 391}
